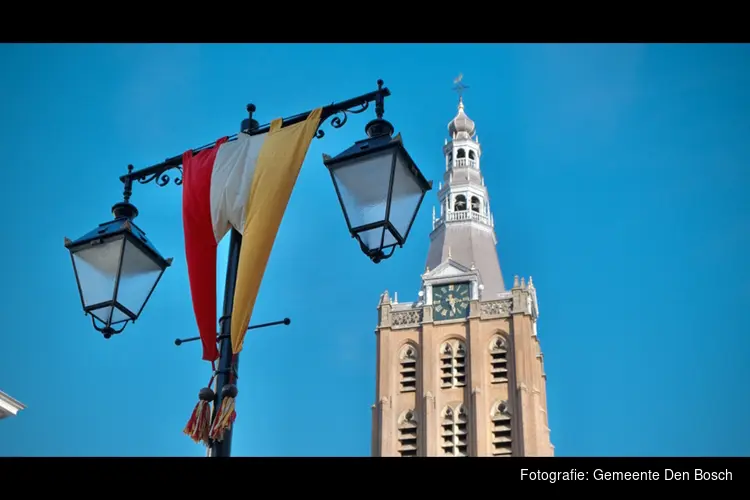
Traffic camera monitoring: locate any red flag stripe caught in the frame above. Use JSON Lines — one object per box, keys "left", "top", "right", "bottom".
{"left": 182, "top": 137, "right": 228, "bottom": 362}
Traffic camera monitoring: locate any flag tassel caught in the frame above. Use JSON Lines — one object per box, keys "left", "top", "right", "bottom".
{"left": 184, "top": 363, "right": 217, "bottom": 446}
{"left": 209, "top": 355, "right": 238, "bottom": 442}
{"left": 183, "top": 387, "right": 215, "bottom": 445}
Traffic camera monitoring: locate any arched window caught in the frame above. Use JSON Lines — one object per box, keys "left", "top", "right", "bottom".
{"left": 456, "top": 148, "right": 466, "bottom": 158}
{"left": 440, "top": 404, "right": 468, "bottom": 456}
{"left": 454, "top": 195, "right": 467, "bottom": 211}
{"left": 399, "top": 344, "right": 418, "bottom": 393}
{"left": 397, "top": 410, "right": 418, "bottom": 457}
{"left": 490, "top": 401, "right": 512, "bottom": 456}
{"left": 439, "top": 340, "right": 467, "bottom": 388}
{"left": 448, "top": 152, "right": 453, "bottom": 162}
{"left": 489, "top": 336, "right": 508, "bottom": 383}
{"left": 468, "top": 150, "right": 475, "bottom": 160}
{"left": 470, "top": 196, "right": 481, "bottom": 213}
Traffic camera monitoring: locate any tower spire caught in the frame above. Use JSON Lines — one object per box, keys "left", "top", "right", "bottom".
{"left": 426, "top": 76, "right": 506, "bottom": 298}
{"left": 447, "top": 75, "right": 475, "bottom": 142}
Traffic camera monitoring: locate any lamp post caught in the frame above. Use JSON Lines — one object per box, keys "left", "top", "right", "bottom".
{"left": 63, "top": 80, "right": 432, "bottom": 457}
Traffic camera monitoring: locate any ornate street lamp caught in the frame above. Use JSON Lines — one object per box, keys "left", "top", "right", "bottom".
{"left": 64, "top": 195, "right": 172, "bottom": 338}
{"left": 323, "top": 81, "right": 432, "bottom": 263}
{"left": 63, "top": 79, "right": 432, "bottom": 457}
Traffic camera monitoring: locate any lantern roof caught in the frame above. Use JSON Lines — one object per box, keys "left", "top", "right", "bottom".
{"left": 65, "top": 216, "right": 170, "bottom": 268}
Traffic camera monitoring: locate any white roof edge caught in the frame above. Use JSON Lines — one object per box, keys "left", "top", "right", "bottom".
{"left": 0, "top": 390, "right": 26, "bottom": 413}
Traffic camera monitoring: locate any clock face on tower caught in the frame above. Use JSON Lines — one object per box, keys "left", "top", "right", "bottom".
{"left": 432, "top": 282, "right": 471, "bottom": 320}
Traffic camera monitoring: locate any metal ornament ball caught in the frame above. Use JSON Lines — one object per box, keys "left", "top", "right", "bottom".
{"left": 220, "top": 384, "right": 238, "bottom": 399}
{"left": 199, "top": 387, "right": 216, "bottom": 402}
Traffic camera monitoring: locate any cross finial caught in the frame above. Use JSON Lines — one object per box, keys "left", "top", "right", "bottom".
{"left": 452, "top": 73, "right": 469, "bottom": 100}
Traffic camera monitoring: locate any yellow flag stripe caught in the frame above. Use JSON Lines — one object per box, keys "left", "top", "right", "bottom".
{"left": 230, "top": 108, "right": 323, "bottom": 354}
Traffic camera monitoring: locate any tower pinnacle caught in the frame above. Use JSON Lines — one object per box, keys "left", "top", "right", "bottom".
{"left": 448, "top": 75, "right": 476, "bottom": 141}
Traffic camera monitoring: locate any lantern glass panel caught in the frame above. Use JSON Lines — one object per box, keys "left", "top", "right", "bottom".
{"left": 387, "top": 149, "right": 425, "bottom": 240}
{"left": 116, "top": 239, "right": 164, "bottom": 318}
{"left": 331, "top": 149, "right": 395, "bottom": 230}
{"left": 72, "top": 237, "right": 124, "bottom": 313}
{"left": 358, "top": 226, "right": 397, "bottom": 252}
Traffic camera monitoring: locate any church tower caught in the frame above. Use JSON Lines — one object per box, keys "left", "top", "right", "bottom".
{"left": 371, "top": 93, "right": 554, "bottom": 457}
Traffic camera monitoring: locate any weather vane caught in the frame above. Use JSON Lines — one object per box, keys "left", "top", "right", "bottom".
{"left": 453, "top": 73, "right": 469, "bottom": 98}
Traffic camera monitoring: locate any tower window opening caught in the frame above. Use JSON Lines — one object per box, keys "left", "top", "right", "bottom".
{"left": 471, "top": 196, "right": 481, "bottom": 213}
{"left": 468, "top": 150, "right": 475, "bottom": 160}
{"left": 491, "top": 401, "right": 512, "bottom": 456}
{"left": 398, "top": 410, "right": 418, "bottom": 457}
{"left": 490, "top": 336, "right": 508, "bottom": 383}
{"left": 399, "top": 345, "right": 418, "bottom": 393}
{"left": 454, "top": 195, "right": 467, "bottom": 212}
{"left": 448, "top": 152, "right": 453, "bottom": 162}
{"left": 440, "top": 340, "right": 467, "bottom": 388}
{"left": 456, "top": 148, "right": 466, "bottom": 158}
{"left": 440, "top": 405, "right": 469, "bottom": 456}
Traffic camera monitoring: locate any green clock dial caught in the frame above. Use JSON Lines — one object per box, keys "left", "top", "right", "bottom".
{"left": 432, "top": 282, "right": 470, "bottom": 320}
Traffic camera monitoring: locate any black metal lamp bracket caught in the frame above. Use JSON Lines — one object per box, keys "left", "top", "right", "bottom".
{"left": 116, "top": 80, "right": 391, "bottom": 200}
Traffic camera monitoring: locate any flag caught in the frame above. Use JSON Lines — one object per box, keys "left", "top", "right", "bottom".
{"left": 181, "top": 108, "right": 322, "bottom": 362}
{"left": 181, "top": 133, "right": 264, "bottom": 361}
{"left": 230, "top": 108, "right": 322, "bottom": 355}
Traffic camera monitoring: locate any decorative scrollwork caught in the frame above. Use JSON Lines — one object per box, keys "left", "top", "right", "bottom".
{"left": 315, "top": 100, "right": 370, "bottom": 140}
{"left": 136, "top": 166, "right": 183, "bottom": 187}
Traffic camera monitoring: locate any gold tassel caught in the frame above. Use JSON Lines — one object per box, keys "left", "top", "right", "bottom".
{"left": 183, "top": 387, "right": 215, "bottom": 445}
{"left": 209, "top": 384, "right": 238, "bottom": 442}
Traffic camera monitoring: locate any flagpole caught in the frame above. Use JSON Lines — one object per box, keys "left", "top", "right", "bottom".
{"left": 206, "top": 227, "right": 243, "bottom": 458}
{"left": 205, "top": 110, "right": 262, "bottom": 458}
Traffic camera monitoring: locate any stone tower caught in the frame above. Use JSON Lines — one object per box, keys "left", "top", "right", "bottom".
{"left": 371, "top": 95, "right": 553, "bottom": 457}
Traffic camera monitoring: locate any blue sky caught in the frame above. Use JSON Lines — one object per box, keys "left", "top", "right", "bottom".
{"left": 0, "top": 43, "right": 748, "bottom": 457}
